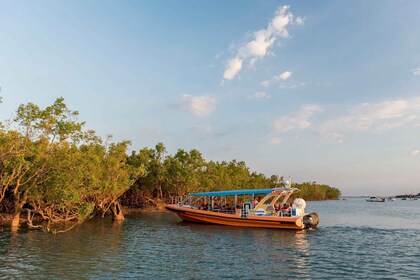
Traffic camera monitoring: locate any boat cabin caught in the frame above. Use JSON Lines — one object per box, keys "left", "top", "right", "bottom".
{"left": 177, "top": 187, "right": 307, "bottom": 218}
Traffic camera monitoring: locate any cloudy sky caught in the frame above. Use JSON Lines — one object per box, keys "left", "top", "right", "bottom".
{"left": 1, "top": 1, "right": 420, "bottom": 195}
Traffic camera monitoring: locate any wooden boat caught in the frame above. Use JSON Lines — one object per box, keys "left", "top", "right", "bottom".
{"left": 166, "top": 188, "right": 319, "bottom": 230}
{"left": 366, "top": 196, "right": 386, "bottom": 202}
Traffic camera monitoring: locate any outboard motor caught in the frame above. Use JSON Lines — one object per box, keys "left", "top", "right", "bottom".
{"left": 303, "top": 212, "right": 320, "bottom": 229}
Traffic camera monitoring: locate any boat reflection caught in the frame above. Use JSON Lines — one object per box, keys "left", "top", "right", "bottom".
{"left": 172, "top": 220, "right": 312, "bottom": 278}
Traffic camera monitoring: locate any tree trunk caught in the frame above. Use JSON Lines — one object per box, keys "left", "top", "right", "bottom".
{"left": 11, "top": 194, "right": 22, "bottom": 230}
{"left": 111, "top": 201, "right": 124, "bottom": 221}
{"left": 158, "top": 182, "right": 163, "bottom": 199}
{"left": 11, "top": 212, "right": 21, "bottom": 230}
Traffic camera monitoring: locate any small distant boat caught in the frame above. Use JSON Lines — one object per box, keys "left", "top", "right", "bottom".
{"left": 387, "top": 196, "right": 396, "bottom": 201}
{"left": 166, "top": 187, "right": 320, "bottom": 230}
{"left": 409, "top": 188, "right": 418, "bottom": 200}
{"left": 366, "top": 196, "right": 386, "bottom": 202}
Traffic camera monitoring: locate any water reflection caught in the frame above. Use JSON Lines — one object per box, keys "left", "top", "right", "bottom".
{"left": 1, "top": 198, "right": 419, "bottom": 279}
{"left": 162, "top": 217, "right": 314, "bottom": 279}
{"left": 1, "top": 217, "right": 128, "bottom": 279}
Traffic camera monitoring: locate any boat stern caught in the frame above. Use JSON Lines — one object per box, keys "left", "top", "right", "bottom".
{"left": 303, "top": 212, "right": 320, "bottom": 229}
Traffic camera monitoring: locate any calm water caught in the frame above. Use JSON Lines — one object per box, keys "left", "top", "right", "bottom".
{"left": 1, "top": 197, "right": 419, "bottom": 279}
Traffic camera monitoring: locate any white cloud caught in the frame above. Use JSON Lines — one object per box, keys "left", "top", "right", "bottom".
{"left": 192, "top": 125, "right": 212, "bottom": 135}
{"left": 295, "top": 16, "right": 305, "bottom": 25}
{"left": 279, "top": 81, "right": 308, "bottom": 89}
{"left": 261, "top": 80, "right": 270, "bottom": 88}
{"left": 268, "top": 137, "right": 283, "bottom": 144}
{"left": 222, "top": 5, "right": 302, "bottom": 81}
{"left": 323, "top": 98, "right": 420, "bottom": 133}
{"left": 245, "top": 29, "right": 275, "bottom": 58}
{"left": 274, "top": 71, "right": 293, "bottom": 81}
{"left": 374, "top": 122, "right": 404, "bottom": 133}
{"left": 325, "top": 132, "right": 344, "bottom": 144}
{"left": 410, "top": 150, "right": 419, "bottom": 156}
{"left": 411, "top": 68, "right": 420, "bottom": 76}
{"left": 267, "top": 97, "right": 420, "bottom": 144}
{"left": 274, "top": 104, "right": 323, "bottom": 132}
{"left": 315, "top": 97, "right": 420, "bottom": 144}
{"left": 247, "top": 92, "right": 271, "bottom": 101}
{"left": 365, "top": 100, "right": 410, "bottom": 120}
{"left": 223, "top": 57, "right": 243, "bottom": 80}
{"left": 271, "top": 6, "right": 292, "bottom": 37}
{"left": 180, "top": 94, "right": 216, "bottom": 117}
{"left": 261, "top": 70, "right": 293, "bottom": 89}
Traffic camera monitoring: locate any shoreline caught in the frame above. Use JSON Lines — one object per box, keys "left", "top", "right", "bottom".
{"left": 1, "top": 197, "right": 340, "bottom": 228}
{"left": 0, "top": 206, "right": 167, "bottom": 228}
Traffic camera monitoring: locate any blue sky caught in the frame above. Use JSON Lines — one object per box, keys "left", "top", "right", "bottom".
{"left": 1, "top": 0, "right": 420, "bottom": 195}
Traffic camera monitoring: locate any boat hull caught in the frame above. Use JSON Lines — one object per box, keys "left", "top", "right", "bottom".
{"left": 166, "top": 205, "right": 305, "bottom": 230}
{"left": 366, "top": 197, "right": 385, "bottom": 202}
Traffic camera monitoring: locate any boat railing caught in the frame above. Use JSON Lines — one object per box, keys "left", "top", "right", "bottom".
{"left": 209, "top": 209, "right": 237, "bottom": 214}
{"left": 241, "top": 208, "right": 249, "bottom": 218}
{"left": 171, "top": 196, "right": 185, "bottom": 205}
{"left": 241, "top": 203, "right": 251, "bottom": 218}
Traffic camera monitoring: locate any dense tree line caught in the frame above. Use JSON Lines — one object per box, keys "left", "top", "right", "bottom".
{"left": 1, "top": 98, "right": 340, "bottom": 232}
{"left": 121, "top": 145, "right": 341, "bottom": 207}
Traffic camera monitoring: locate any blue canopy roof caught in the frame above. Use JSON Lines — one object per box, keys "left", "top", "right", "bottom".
{"left": 189, "top": 188, "right": 280, "bottom": 197}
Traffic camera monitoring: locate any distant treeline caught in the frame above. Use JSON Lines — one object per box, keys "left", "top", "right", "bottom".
{"left": 0, "top": 98, "right": 340, "bottom": 232}
{"left": 396, "top": 194, "right": 420, "bottom": 198}
{"left": 120, "top": 145, "right": 341, "bottom": 208}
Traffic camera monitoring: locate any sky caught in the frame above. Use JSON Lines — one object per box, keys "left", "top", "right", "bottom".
{"left": 1, "top": 0, "right": 420, "bottom": 196}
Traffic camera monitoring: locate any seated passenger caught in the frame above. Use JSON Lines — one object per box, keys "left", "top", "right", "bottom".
{"left": 274, "top": 203, "right": 280, "bottom": 212}
{"left": 253, "top": 197, "right": 260, "bottom": 207}
{"left": 281, "top": 203, "right": 290, "bottom": 215}
{"left": 200, "top": 203, "right": 208, "bottom": 210}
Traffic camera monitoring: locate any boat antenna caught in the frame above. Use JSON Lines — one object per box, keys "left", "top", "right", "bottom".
{"left": 286, "top": 176, "right": 292, "bottom": 188}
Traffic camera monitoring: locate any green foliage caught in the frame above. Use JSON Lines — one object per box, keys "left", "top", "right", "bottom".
{"left": 127, "top": 144, "right": 341, "bottom": 202}
{"left": 293, "top": 181, "right": 341, "bottom": 200}
{"left": 0, "top": 98, "right": 144, "bottom": 231}
{"left": 77, "top": 202, "right": 95, "bottom": 221}
{"left": 0, "top": 97, "right": 341, "bottom": 232}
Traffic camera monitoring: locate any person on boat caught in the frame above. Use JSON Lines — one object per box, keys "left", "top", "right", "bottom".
{"left": 200, "top": 203, "right": 208, "bottom": 210}
{"left": 274, "top": 203, "right": 280, "bottom": 212}
{"left": 281, "top": 203, "right": 291, "bottom": 216}
{"left": 253, "top": 197, "right": 260, "bottom": 207}
{"left": 213, "top": 202, "right": 220, "bottom": 211}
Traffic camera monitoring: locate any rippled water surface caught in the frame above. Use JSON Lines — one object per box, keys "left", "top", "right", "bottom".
{"left": 1, "top": 198, "right": 419, "bottom": 279}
